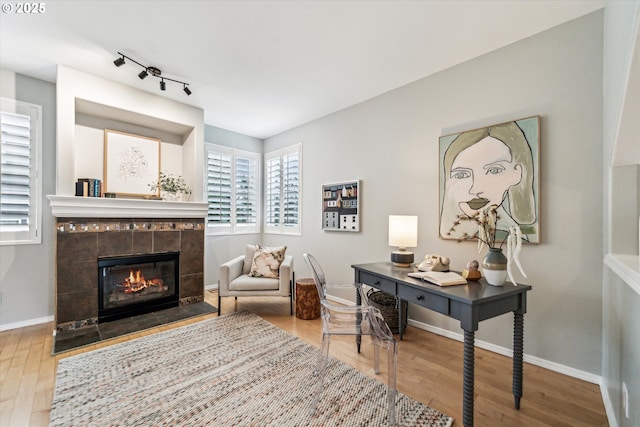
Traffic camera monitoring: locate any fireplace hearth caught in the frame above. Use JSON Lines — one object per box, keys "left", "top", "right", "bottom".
{"left": 98, "top": 252, "right": 180, "bottom": 322}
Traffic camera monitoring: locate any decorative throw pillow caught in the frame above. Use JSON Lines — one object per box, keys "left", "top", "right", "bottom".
{"left": 249, "top": 246, "right": 287, "bottom": 279}
{"left": 243, "top": 244, "right": 258, "bottom": 275}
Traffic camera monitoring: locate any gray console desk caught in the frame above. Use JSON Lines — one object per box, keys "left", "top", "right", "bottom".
{"left": 352, "top": 262, "right": 531, "bottom": 427}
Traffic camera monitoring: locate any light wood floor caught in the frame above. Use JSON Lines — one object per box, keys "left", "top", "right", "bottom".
{"left": 1, "top": 291, "right": 608, "bottom": 427}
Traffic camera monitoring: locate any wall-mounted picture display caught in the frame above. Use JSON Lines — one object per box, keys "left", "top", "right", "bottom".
{"left": 104, "top": 129, "right": 161, "bottom": 198}
{"left": 322, "top": 180, "right": 360, "bottom": 232}
{"left": 439, "top": 116, "right": 540, "bottom": 243}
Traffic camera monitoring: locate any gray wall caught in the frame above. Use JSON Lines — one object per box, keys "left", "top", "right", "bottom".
{"left": 264, "top": 12, "right": 604, "bottom": 375}
{"left": 0, "top": 75, "right": 56, "bottom": 326}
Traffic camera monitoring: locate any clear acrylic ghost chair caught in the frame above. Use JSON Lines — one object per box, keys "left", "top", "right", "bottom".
{"left": 303, "top": 253, "right": 398, "bottom": 425}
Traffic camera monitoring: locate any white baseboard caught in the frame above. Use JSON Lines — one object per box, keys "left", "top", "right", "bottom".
{"left": 326, "top": 294, "right": 354, "bottom": 306}
{"left": 0, "top": 315, "right": 54, "bottom": 332}
{"left": 599, "top": 377, "right": 618, "bottom": 427}
{"left": 327, "top": 294, "right": 604, "bottom": 386}
{"left": 205, "top": 283, "right": 219, "bottom": 291}
{"left": 407, "top": 318, "right": 602, "bottom": 385}
{"left": 409, "top": 318, "right": 612, "bottom": 426}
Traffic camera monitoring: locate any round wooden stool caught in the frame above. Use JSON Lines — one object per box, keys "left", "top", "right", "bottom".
{"left": 295, "top": 278, "right": 320, "bottom": 320}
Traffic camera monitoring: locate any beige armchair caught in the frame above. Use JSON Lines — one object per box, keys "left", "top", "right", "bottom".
{"left": 218, "top": 245, "right": 294, "bottom": 315}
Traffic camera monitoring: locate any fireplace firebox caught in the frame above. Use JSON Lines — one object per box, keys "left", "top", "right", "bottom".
{"left": 98, "top": 251, "right": 180, "bottom": 322}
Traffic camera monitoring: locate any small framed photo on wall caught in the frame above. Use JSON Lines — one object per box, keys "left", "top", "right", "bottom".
{"left": 322, "top": 180, "right": 360, "bottom": 232}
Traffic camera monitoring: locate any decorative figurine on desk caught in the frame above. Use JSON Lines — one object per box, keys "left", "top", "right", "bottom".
{"left": 462, "top": 260, "right": 482, "bottom": 280}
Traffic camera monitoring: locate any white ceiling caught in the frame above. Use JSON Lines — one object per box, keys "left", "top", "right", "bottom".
{"left": 0, "top": 0, "right": 604, "bottom": 139}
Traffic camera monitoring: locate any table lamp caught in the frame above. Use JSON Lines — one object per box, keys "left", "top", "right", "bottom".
{"left": 388, "top": 215, "right": 418, "bottom": 267}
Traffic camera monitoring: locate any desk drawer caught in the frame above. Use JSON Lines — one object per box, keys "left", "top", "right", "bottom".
{"left": 358, "top": 272, "right": 396, "bottom": 294}
{"left": 398, "top": 286, "right": 449, "bottom": 314}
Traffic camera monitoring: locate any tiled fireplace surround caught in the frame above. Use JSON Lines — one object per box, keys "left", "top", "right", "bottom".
{"left": 50, "top": 197, "right": 207, "bottom": 331}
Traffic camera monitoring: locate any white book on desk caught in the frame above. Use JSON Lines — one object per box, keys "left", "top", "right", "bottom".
{"left": 408, "top": 271, "right": 467, "bottom": 286}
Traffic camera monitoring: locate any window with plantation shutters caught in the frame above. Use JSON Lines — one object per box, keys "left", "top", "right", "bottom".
{"left": 0, "top": 98, "right": 42, "bottom": 245}
{"left": 264, "top": 144, "right": 301, "bottom": 235}
{"left": 207, "top": 150, "right": 232, "bottom": 225}
{"left": 205, "top": 144, "right": 260, "bottom": 234}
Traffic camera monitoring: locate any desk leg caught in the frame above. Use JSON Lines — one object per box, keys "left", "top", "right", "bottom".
{"left": 356, "top": 287, "right": 362, "bottom": 353}
{"left": 463, "top": 329, "right": 474, "bottom": 427}
{"left": 396, "top": 297, "right": 404, "bottom": 340}
{"left": 513, "top": 312, "right": 524, "bottom": 409}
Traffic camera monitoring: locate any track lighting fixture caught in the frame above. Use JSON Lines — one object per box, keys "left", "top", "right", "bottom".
{"left": 113, "top": 55, "right": 125, "bottom": 67}
{"left": 113, "top": 52, "right": 192, "bottom": 95}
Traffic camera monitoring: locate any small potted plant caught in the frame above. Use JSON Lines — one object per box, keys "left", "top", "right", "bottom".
{"left": 149, "top": 172, "right": 192, "bottom": 201}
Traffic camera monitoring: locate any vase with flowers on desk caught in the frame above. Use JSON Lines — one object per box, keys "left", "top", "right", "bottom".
{"left": 453, "top": 204, "right": 527, "bottom": 286}
{"left": 148, "top": 172, "right": 192, "bottom": 201}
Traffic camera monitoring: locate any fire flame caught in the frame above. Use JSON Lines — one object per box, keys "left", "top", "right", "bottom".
{"left": 128, "top": 269, "right": 144, "bottom": 284}
{"left": 120, "top": 269, "right": 162, "bottom": 293}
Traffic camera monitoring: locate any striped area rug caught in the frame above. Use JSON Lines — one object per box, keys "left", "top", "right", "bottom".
{"left": 50, "top": 311, "right": 453, "bottom": 427}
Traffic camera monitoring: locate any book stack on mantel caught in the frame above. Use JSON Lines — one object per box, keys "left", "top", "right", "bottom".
{"left": 75, "top": 178, "right": 102, "bottom": 197}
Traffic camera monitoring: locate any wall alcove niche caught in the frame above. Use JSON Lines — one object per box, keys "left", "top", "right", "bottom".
{"left": 55, "top": 65, "right": 205, "bottom": 199}
{"left": 74, "top": 98, "right": 195, "bottom": 196}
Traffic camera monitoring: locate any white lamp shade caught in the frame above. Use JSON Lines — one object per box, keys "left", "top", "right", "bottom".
{"left": 388, "top": 215, "right": 418, "bottom": 248}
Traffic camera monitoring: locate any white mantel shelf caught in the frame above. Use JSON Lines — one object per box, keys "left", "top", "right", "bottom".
{"left": 47, "top": 195, "right": 208, "bottom": 218}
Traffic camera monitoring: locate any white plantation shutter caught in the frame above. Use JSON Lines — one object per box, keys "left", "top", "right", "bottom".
{"left": 205, "top": 144, "right": 260, "bottom": 234}
{"left": 282, "top": 150, "right": 299, "bottom": 227}
{"left": 264, "top": 144, "right": 301, "bottom": 235}
{"left": 265, "top": 156, "right": 281, "bottom": 227}
{"left": 207, "top": 150, "right": 232, "bottom": 226}
{"left": 234, "top": 155, "right": 259, "bottom": 227}
{"left": 1, "top": 98, "right": 42, "bottom": 245}
{"left": 1, "top": 112, "right": 30, "bottom": 227}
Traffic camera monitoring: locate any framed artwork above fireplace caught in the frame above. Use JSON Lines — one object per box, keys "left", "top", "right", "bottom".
{"left": 104, "top": 129, "right": 161, "bottom": 198}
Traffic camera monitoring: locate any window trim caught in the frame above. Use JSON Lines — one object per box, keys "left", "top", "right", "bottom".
{"left": 0, "top": 97, "right": 42, "bottom": 246}
{"left": 205, "top": 143, "right": 261, "bottom": 236}
{"left": 264, "top": 143, "right": 302, "bottom": 236}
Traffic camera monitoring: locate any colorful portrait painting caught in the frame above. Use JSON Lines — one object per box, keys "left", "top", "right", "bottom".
{"left": 439, "top": 116, "right": 540, "bottom": 244}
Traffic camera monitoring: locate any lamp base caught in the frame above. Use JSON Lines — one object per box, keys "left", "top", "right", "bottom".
{"left": 391, "top": 251, "right": 414, "bottom": 267}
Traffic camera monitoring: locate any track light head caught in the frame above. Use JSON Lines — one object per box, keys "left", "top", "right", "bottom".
{"left": 113, "top": 56, "right": 125, "bottom": 67}
{"left": 147, "top": 66, "right": 161, "bottom": 77}
{"left": 183, "top": 85, "right": 191, "bottom": 96}
{"left": 138, "top": 69, "right": 148, "bottom": 80}
{"left": 160, "top": 79, "right": 166, "bottom": 91}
